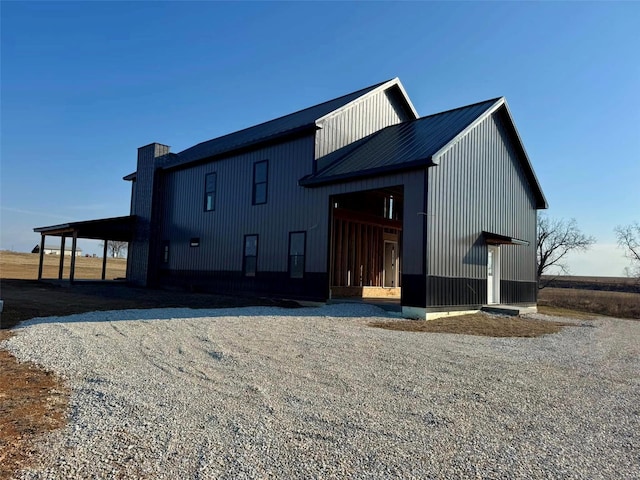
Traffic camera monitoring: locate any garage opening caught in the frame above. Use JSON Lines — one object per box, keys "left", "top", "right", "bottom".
{"left": 329, "top": 186, "right": 403, "bottom": 301}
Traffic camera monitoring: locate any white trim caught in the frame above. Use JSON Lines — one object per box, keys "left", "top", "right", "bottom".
{"left": 315, "top": 78, "right": 419, "bottom": 126}
{"left": 487, "top": 245, "right": 501, "bottom": 305}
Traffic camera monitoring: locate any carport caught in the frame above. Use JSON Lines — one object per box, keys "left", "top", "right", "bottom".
{"left": 33, "top": 215, "right": 136, "bottom": 282}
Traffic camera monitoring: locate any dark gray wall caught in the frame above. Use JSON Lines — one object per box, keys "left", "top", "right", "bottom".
{"left": 129, "top": 98, "right": 539, "bottom": 307}
{"left": 156, "top": 133, "right": 424, "bottom": 278}
{"left": 315, "top": 87, "right": 414, "bottom": 169}
{"left": 160, "top": 136, "right": 422, "bottom": 272}
{"left": 127, "top": 143, "right": 170, "bottom": 285}
{"left": 425, "top": 109, "right": 538, "bottom": 306}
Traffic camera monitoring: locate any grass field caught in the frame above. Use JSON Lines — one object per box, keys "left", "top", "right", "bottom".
{"left": 540, "top": 275, "right": 640, "bottom": 293}
{"left": 0, "top": 250, "right": 127, "bottom": 281}
{"left": 538, "top": 287, "right": 639, "bottom": 320}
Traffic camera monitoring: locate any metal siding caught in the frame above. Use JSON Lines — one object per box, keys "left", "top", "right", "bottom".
{"left": 426, "top": 112, "right": 537, "bottom": 286}
{"left": 315, "top": 88, "right": 413, "bottom": 166}
{"left": 158, "top": 135, "right": 424, "bottom": 279}
{"left": 307, "top": 98, "right": 500, "bottom": 184}
{"left": 128, "top": 143, "right": 170, "bottom": 285}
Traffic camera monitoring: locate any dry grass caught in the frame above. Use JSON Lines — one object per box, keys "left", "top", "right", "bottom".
{"left": 0, "top": 250, "right": 127, "bottom": 281}
{"left": 538, "top": 287, "right": 640, "bottom": 320}
{"left": 370, "top": 313, "right": 574, "bottom": 337}
{"left": 540, "top": 275, "right": 640, "bottom": 292}
{"left": 537, "top": 305, "right": 596, "bottom": 320}
{"left": 0, "top": 330, "right": 69, "bottom": 479}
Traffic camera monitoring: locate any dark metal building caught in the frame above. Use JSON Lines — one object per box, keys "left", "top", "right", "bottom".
{"left": 36, "top": 78, "right": 547, "bottom": 318}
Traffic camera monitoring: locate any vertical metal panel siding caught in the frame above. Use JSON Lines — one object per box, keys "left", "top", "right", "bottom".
{"left": 158, "top": 134, "right": 424, "bottom": 276}
{"left": 427, "top": 112, "right": 537, "bottom": 282}
{"left": 315, "top": 89, "right": 412, "bottom": 160}
{"left": 128, "top": 144, "right": 170, "bottom": 284}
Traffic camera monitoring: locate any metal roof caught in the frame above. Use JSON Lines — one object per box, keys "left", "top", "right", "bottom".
{"left": 122, "top": 78, "right": 418, "bottom": 177}
{"left": 34, "top": 215, "right": 136, "bottom": 242}
{"left": 167, "top": 78, "right": 416, "bottom": 169}
{"left": 300, "top": 97, "right": 547, "bottom": 209}
{"left": 300, "top": 98, "right": 502, "bottom": 184}
{"left": 32, "top": 245, "right": 84, "bottom": 252}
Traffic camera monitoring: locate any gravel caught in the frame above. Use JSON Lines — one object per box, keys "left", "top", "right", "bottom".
{"left": 3, "top": 304, "right": 639, "bottom": 479}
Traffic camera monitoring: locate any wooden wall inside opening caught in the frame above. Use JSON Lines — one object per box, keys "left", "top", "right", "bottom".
{"left": 330, "top": 208, "right": 401, "bottom": 287}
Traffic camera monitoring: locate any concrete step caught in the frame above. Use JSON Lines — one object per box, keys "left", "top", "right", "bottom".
{"left": 481, "top": 305, "right": 537, "bottom": 316}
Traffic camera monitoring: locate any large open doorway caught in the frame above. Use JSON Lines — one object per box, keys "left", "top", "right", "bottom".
{"left": 329, "top": 186, "right": 403, "bottom": 301}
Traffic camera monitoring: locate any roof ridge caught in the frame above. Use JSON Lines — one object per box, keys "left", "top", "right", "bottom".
{"left": 179, "top": 79, "right": 394, "bottom": 154}
{"left": 419, "top": 97, "right": 503, "bottom": 120}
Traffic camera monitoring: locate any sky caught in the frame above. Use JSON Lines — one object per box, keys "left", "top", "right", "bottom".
{"left": 1, "top": 1, "right": 639, "bottom": 276}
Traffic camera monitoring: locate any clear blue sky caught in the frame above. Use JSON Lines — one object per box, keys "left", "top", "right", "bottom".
{"left": 2, "top": 1, "right": 639, "bottom": 275}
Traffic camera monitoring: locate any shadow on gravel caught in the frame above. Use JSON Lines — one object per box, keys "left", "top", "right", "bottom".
{"left": 0, "top": 279, "right": 304, "bottom": 330}
{"left": 12, "top": 303, "right": 394, "bottom": 328}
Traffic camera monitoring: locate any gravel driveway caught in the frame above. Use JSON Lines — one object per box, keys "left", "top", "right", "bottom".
{"left": 4, "top": 305, "right": 639, "bottom": 479}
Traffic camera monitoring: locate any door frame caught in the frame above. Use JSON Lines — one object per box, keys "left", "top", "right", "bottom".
{"left": 383, "top": 240, "right": 398, "bottom": 288}
{"left": 487, "top": 245, "right": 501, "bottom": 304}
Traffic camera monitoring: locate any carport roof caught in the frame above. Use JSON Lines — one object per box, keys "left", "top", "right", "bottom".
{"left": 33, "top": 215, "right": 136, "bottom": 242}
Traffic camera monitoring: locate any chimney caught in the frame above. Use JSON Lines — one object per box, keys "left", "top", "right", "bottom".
{"left": 127, "top": 143, "right": 170, "bottom": 286}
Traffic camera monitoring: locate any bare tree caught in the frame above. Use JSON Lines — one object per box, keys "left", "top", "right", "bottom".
{"left": 100, "top": 240, "right": 128, "bottom": 258}
{"left": 615, "top": 222, "right": 640, "bottom": 277}
{"left": 537, "top": 214, "right": 595, "bottom": 288}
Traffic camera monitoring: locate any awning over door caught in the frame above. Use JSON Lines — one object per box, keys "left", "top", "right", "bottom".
{"left": 482, "top": 231, "right": 529, "bottom": 246}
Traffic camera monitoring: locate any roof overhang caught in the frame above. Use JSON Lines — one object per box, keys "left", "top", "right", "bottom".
{"left": 482, "top": 231, "right": 529, "bottom": 246}
{"left": 299, "top": 157, "right": 434, "bottom": 187}
{"left": 165, "top": 124, "right": 319, "bottom": 173}
{"left": 34, "top": 215, "right": 136, "bottom": 242}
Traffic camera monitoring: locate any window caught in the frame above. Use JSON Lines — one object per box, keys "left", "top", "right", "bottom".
{"left": 204, "top": 172, "right": 217, "bottom": 211}
{"left": 289, "top": 231, "right": 306, "bottom": 279}
{"left": 243, "top": 234, "right": 258, "bottom": 277}
{"left": 252, "top": 160, "right": 268, "bottom": 205}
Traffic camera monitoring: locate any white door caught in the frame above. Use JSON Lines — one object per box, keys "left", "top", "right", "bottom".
{"left": 487, "top": 245, "right": 500, "bottom": 304}
{"left": 384, "top": 242, "right": 397, "bottom": 287}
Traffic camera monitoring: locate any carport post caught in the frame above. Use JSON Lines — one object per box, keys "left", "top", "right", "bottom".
{"left": 58, "top": 235, "right": 66, "bottom": 280}
{"left": 37, "top": 234, "right": 46, "bottom": 280}
{"left": 69, "top": 231, "right": 78, "bottom": 283}
{"left": 101, "top": 240, "right": 108, "bottom": 280}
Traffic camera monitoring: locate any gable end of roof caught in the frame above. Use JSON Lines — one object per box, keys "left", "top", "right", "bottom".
{"left": 315, "top": 77, "right": 419, "bottom": 126}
